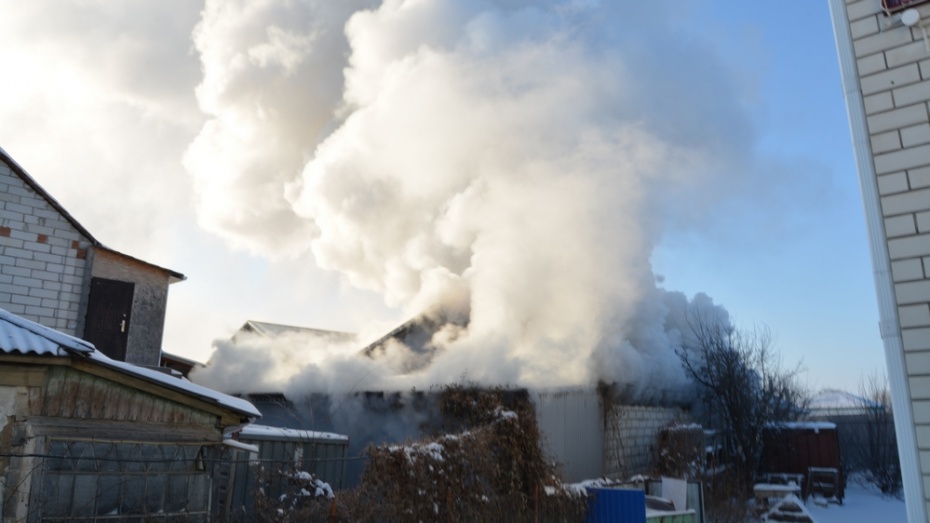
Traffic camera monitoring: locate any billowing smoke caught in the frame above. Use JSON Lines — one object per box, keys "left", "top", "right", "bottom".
{"left": 189, "top": 0, "right": 749, "bottom": 401}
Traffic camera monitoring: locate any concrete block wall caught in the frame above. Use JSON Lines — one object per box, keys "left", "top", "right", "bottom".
{"left": 0, "top": 159, "right": 90, "bottom": 336}
{"left": 604, "top": 404, "right": 687, "bottom": 479}
{"left": 91, "top": 249, "right": 170, "bottom": 367}
{"left": 836, "top": 0, "right": 930, "bottom": 517}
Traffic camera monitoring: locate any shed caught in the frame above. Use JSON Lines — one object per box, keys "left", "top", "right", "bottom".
{"left": 219, "top": 424, "right": 349, "bottom": 519}
{"left": 0, "top": 308, "right": 259, "bottom": 522}
{"left": 759, "top": 422, "right": 844, "bottom": 502}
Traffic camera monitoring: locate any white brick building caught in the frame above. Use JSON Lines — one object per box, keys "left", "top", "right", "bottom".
{"left": 0, "top": 147, "right": 184, "bottom": 367}
{"left": 830, "top": 1, "right": 930, "bottom": 520}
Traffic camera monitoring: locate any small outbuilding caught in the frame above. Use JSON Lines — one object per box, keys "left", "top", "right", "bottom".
{"left": 0, "top": 308, "right": 260, "bottom": 522}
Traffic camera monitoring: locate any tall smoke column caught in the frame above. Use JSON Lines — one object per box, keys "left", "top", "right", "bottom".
{"left": 187, "top": 0, "right": 753, "bottom": 399}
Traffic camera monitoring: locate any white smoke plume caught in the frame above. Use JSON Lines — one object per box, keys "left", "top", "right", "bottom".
{"left": 189, "top": 0, "right": 751, "bottom": 401}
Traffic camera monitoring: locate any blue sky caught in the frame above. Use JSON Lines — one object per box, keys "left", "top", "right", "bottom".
{"left": 0, "top": 1, "right": 886, "bottom": 393}
{"left": 655, "top": 2, "right": 883, "bottom": 392}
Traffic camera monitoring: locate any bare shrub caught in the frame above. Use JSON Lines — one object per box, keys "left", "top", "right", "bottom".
{"left": 856, "top": 373, "right": 901, "bottom": 496}
{"left": 654, "top": 423, "right": 704, "bottom": 479}
{"left": 332, "top": 385, "right": 587, "bottom": 522}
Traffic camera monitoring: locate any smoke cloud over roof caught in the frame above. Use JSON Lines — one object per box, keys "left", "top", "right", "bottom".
{"left": 187, "top": 0, "right": 749, "bottom": 401}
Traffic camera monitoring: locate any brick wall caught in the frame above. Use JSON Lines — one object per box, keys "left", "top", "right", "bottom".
{"left": 835, "top": 0, "right": 930, "bottom": 516}
{"left": 91, "top": 249, "right": 171, "bottom": 366}
{"left": 604, "top": 404, "right": 688, "bottom": 479}
{"left": 0, "top": 160, "right": 90, "bottom": 336}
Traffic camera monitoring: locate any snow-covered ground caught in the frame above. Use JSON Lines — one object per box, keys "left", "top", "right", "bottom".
{"left": 805, "top": 482, "right": 905, "bottom": 523}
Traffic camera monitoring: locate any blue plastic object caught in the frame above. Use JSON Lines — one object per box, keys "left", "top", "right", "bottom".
{"left": 585, "top": 487, "right": 647, "bottom": 523}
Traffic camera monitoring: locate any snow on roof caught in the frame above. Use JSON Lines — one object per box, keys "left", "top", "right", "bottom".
{"left": 769, "top": 421, "right": 837, "bottom": 430}
{"left": 0, "top": 307, "right": 94, "bottom": 355}
{"left": 0, "top": 308, "right": 259, "bottom": 420}
{"left": 239, "top": 320, "right": 355, "bottom": 340}
{"left": 238, "top": 424, "right": 349, "bottom": 443}
{"left": 809, "top": 389, "right": 876, "bottom": 410}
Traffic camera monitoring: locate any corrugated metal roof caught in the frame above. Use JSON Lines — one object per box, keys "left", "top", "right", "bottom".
{"left": 0, "top": 307, "right": 94, "bottom": 356}
{"left": 0, "top": 307, "right": 259, "bottom": 420}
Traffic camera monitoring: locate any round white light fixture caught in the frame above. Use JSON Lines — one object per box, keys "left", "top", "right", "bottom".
{"left": 902, "top": 8, "right": 920, "bottom": 27}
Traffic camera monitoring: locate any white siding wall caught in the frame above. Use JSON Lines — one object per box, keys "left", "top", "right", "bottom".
{"left": 835, "top": 0, "right": 930, "bottom": 518}
{"left": 0, "top": 160, "right": 91, "bottom": 335}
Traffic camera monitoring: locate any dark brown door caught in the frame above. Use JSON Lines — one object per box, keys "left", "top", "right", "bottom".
{"left": 84, "top": 277, "right": 134, "bottom": 360}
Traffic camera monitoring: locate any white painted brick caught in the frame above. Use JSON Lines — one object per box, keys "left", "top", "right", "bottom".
{"left": 7, "top": 229, "right": 33, "bottom": 242}
{"left": 878, "top": 172, "right": 909, "bottom": 194}
{"left": 905, "top": 328, "right": 930, "bottom": 351}
{"left": 847, "top": 0, "right": 883, "bottom": 22}
{"left": 50, "top": 228, "right": 82, "bottom": 241}
{"left": 11, "top": 275, "right": 41, "bottom": 288}
{"left": 897, "top": 280, "right": 930, "bottom": 304}
{"left": 887, "top": 41, "right": 930, "bottom": 69}
{"left": 25, "top": 306, "right": 54, "bottom": 317}
{"left": 851, "top": 15, "right": 880, "bottom": 39}
{"left": 889, "top": 234, "right": 930, "bottom": 259}
{"left": 893, "top": 258, "right": 925, "bottom": 280}
{"left": 0, "top": 192, "right": 19, "bottom": 204}
{"left": 867, "top": 103, "right": 929, "bottom": 134}
{"left": 911, "top": 376, "right": 930, "bottom": 399}
{"left": 883, "top": 188, "right": 930, "bottom": 215}
{"left": 901, "top": 304, "right": 930, "bottom": 327}
{"left": 2, "top": 202, "right": 32, "bottom": 215}
{"left": 916, "top": 402, "right": 930, "bottom": 424}
{"left": 912, "top": 166, "right": 930, "bottom": 188}
{"left": 7, "top": 185, "right": 32, "bottom": 197}
{"left": 22, "top": 241, "right": 51, "bottom": 254}
{"left": 903, "top": 123, "right": 930, "bottom": 147}
{"left": 919, "top": 425, "right": 930, "bottom": 448}
{"left": 33, "top": 252, "right": 63, "bottom": 264}
{"left": 14, "top": 259, "right": 45, "bottom": 271}
{"left": 2, "top": 266, "right": 30, "bottom": 278}
{"left": 0, "top": 283, "right": 28, "bottom": 295}
{"left": 858, "top": 51, "right": 887, "bottom": 76}
{"left": 871, "top": 129, "right": 901, "bottom": 153}
{"left": 875, "top": 144, "right": 930, "bottom": 174}
{"left": 893, "top": 79, "right": 930, "bottom": 107}
{"left": 887, "top": 214, "right": 917, "bottom": 237}
{"left": 865, "top": 91, "right": 895, "bottom": 114}
{"left": 30, "top": 270, "right": 61, "bottom": 281}
{"left": 45, "top": 263, "right": 65, "bottom": 274}
{"left": 0, "top": 237, "right": 25, "bottom": 249}
{"left": 925, "top": 256, "right": 930, "bottom": 276}
{"left": 4, "top": 303, "right": 26, "bottom": 315}
{"left": 22, "top": 224, "right": 54, "bottom": 236}
{"left": 18, "top": 195, "right": 46, "bottom": 209}
{"left": 11, "top": 294, "right": 41, "bottom": 307}
{"left": 42, "top": 280, "right": 62, "bottom": 291}
{"left": 40, "top": 298, "right": 60, "bottom": 309}
{"left": 4, "top": 247, "right": 34, "bottom": 260}
{"left": 919, "top": 211, "right": 930, "bottom": 233}
{"left": 61, "top": 275, "right": 83, "bottom": 286}
{"left": 862, "top": 64, "right": 922, "bottom": 96}
{"left": 27, "top": 288, "right": 57, "bottom": 300}
{"left": 855, "top": 29, "right": 912, "bottom": 59}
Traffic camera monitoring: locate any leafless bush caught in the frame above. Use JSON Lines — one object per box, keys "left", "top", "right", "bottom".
{"left": 654, "top": 423, "right": 704, "bottom": 479}
{"left": 309, "top": 385, "right": 587, "bottom": 522}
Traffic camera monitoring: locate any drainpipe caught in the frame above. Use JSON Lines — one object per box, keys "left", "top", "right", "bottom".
{"left": 828, "top": 1, "right": 926, "bottom": 521}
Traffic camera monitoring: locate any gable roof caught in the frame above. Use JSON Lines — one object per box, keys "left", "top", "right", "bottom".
{"left": 0, "top": 145, "right": 185, "bottom": 283}
{"left": 235, "top": 320, "right": 355, "bottom": 342}
{"left": 0, "top": 307, "right": 259, "bottom": 420}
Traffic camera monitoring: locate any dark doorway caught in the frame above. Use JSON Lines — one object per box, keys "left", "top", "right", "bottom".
{"left": 84, "top": 277, "right": 134, "bottom": 361}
